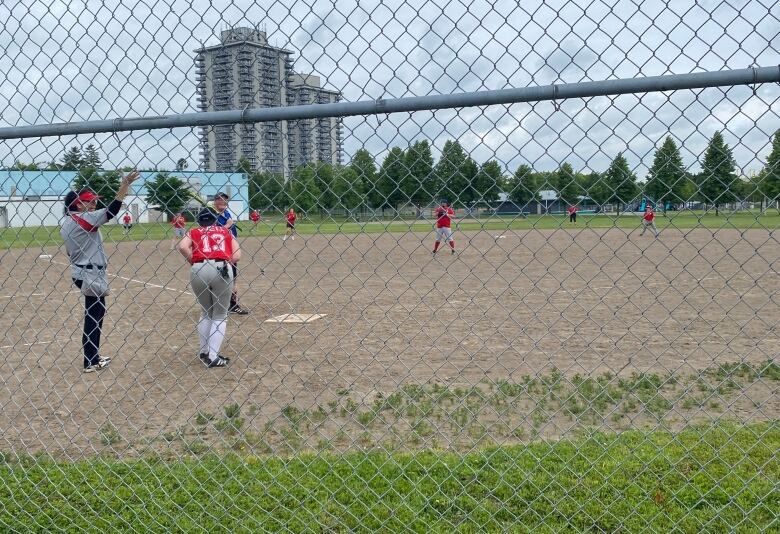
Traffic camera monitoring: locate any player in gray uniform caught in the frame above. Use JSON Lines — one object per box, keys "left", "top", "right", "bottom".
{"left": 60, "top": 170, "right": 140, "bottom": 372}
{"left": 177, "top": 208, "right": 242, "bottom": 368}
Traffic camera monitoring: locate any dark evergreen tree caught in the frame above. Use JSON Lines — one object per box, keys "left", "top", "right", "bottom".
{"left": 698, "top": 131, "right": 738, "bottom": 215}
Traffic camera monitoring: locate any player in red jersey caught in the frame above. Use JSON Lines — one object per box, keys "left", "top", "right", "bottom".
{"left": 121, "top": 212, "right": 132, "bottom": 234}
{"left": 249, "top": 210, "right": 260, "bottom": 233}
{"left": 283, "top": 208, "right": 296, "bottom": 242}
{"left": 640, "top": 204, "right": 659, "bottom": 237}
{"left": 177, "top": 208, "right": 242, "bottom": 368}
{"left": 432, "top": 200, "right": 456, "bottom": 255}
{"left": 171, "top": 212, "right": 186, "bottom": 249}
{"left": 567, "top": 204, "right": 578, "bottom": 223}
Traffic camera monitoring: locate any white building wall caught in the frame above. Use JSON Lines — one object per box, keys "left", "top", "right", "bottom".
{"left": 0, "top": 195, "right": 156, "bottom": 228}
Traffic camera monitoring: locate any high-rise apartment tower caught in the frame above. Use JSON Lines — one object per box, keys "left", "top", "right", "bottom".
{"left": 195, "top": 27, "right": 343, "bottom": 177}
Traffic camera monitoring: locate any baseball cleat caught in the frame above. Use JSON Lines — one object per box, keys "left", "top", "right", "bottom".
{"left": 84, "top": 358, "right": 110, "bottom": 373}
{"left": 206, "top": 356, "right": 230, "bottom": 368}
{"left": 229, "top": 304, "right": 249, "bottom": 315}
{"left": 201, "top": 353, "right": 231, "bottom": 365}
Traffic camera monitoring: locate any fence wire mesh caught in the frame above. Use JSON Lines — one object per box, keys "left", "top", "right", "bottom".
{"left": 0, "top": 0, "right": 779, "bottom": 532}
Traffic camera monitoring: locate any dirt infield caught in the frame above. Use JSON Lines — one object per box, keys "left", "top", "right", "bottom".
{"left": 0, "top": 227, "right": 777, "bottom": 455}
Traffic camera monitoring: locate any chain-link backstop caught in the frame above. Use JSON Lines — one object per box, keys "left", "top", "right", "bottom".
{"left": 0, "top": 0, "right": 779, "bottom": 532}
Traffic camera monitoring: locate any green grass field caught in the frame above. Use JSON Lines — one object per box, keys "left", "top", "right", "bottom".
{"left": 0, "top": 422, "right": 776, "bottom": 533}
{"left": 2, "top": 211, "right": 778, "bottom": 249}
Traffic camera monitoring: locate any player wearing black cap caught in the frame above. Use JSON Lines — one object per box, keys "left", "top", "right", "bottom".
{"left": 177, "top": 208, "right": 242, "bottom": 368}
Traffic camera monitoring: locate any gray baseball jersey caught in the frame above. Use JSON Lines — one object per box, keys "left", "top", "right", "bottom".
{"left": 60, "top": 209, "right": 111, "bottom": 274}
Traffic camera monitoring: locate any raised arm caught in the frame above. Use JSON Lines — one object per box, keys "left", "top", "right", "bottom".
{"left": 106, "top": 170, "right": 140, "bottom": 219}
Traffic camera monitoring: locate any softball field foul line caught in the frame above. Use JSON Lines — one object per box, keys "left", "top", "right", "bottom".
{"left": 0, "top": 341, "right": 53, "bottom": 350}
{"left": 0, "top": 293, "right": 46, "bottom": 299}
{"left": 47, "top": 259, "right": 192, "bottom": 295}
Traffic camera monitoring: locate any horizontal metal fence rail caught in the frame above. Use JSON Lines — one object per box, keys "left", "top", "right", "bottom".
{"left": 0, "top": 66, "right": 777, "bottom": 140}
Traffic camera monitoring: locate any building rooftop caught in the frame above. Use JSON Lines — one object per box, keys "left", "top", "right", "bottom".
{"left": 0, "top": 170, "right": 248, "bottom": 201}
{"left": 194, "top": 26, "right": 294, "bottom": 54}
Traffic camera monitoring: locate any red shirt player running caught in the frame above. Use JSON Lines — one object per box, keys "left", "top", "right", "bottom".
{"left": 432, "top": 200, "right": 456, "bottom": 255}
{"left": 284, "top": 208, "right": 296, "bottom": 241}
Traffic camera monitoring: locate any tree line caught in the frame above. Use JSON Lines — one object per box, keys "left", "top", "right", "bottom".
{"left": 5, "top": 130, "right": 780, "bottom": 217}
{"left": 246, "top": 139, "right": 504, "bottom": 214}
{"left": 247, "top": 130, "right": 779, "bottom": 216}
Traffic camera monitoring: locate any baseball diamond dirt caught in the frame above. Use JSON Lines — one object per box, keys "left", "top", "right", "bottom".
{"left": 0, "top": 227, "right": 777, "bottom": 456}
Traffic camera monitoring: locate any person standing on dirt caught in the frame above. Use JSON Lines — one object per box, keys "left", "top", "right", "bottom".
{"left": 61, "top": 170, "right": 140, "bottom": 372}
{"left": 171, "top": 212, "right": 186, "bottom": 249}
{"left": 177, "top": 207, "right": 241, "bottom": 368}
{"left": 249, "top": 209, "right": 260, "bottom": 233}
{"left": 567, "top": 204, "right": 578, "bottom": 223}
{"left": 432, "top": 200, "right": 456, "bottom": 255}
{"left": 121, "top": 212, "right": 132, "bottom": 234}
{"left": 640, "top": 204, "right": 659, "bottom": 237}
{"left": 284, "top": 208, "right": 296, "bottom": 242}
{"left": 213, "top": 192, "right": 248, "bottom": 315}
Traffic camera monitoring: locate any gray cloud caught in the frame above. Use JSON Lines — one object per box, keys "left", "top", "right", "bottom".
{"left": 0, "top": 0, "right": 778, "bottom": 177}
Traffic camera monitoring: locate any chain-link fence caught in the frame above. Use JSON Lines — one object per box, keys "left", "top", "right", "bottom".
{"left": 1, "top": 0, "right": 779, "bottom": 531}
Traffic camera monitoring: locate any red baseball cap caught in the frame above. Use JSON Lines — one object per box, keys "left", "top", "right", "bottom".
{"left": 77, "top": 190, "right": 100, "bottom": 203}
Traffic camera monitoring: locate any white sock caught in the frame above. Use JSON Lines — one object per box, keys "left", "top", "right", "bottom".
{"left": 208, "top": 319, "right": 227, "bottom": 361}
{"left": 197, "top": 316, "right": 211, "bottom": 355}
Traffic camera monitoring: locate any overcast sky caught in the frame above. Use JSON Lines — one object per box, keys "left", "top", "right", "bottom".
{"left": 0, "top": 0, "right": 778, "bottom": 179}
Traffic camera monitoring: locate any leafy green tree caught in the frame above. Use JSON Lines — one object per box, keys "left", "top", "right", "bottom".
{"left": 249, "top": 171, "right": 285, "bottom": 211}
{"left": 644, "top": 137, "right": 687, "bottom": 214}
{"left": 349, "top": 148, "right": 379, "bottom": 209}
{"left": 555, "top": 162, "right": 583, "bottom": 205}
{"left": 580, "top": 171, "right": 603, "bottom": 204}
{"left": 758, "top": 129, "right": 780, "bottom": 211}
{"left": 505, "top": 164, "right": 538, "bottom": 206}
{"left": 742, "top": 172, "right": 764, "bottom": 204}
{"left": 474, "top": 160, "right": 503, "bottom": 203}
{"left": 458, "top": 155, "right": 480, "bottom": 205}
{"left": 433, "top": 140, "right": 466, "bottom": 203}
{"left": 72, "top": 168, "right": 121, "bottom": 209}
{"left": 288, "top": 165, "right": 321, "bottom": 212}
{"left": 698, "top": 131, "right": 739, "bottom": 215}
{"left": 236, "top": 156, "right": 252, "bottom": 175}
{"left": 601, "top": 153, "right": 639, "bottom": 215}
{"left": 61, "top": 147, "right": 84, "bottom": 171}
{"left": 311, "top": 162, "right": 336, "bottom": 211}
{"left": 332, "top": 166, "right": 365, "bottom": 214}
{"left": 82, "top": 144, "right": 102, "bottom": 169}
{"left": 377, "top": 147, "right": 407, "bottom": 209}
{"left": 8, "top": 161, "right": 40, "bottom": 171}
{"left": 402, "top": 140, "right": 434, "bottom": 206}
{"left": 144, "top": 172, "right": 192, "bottom": 219}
